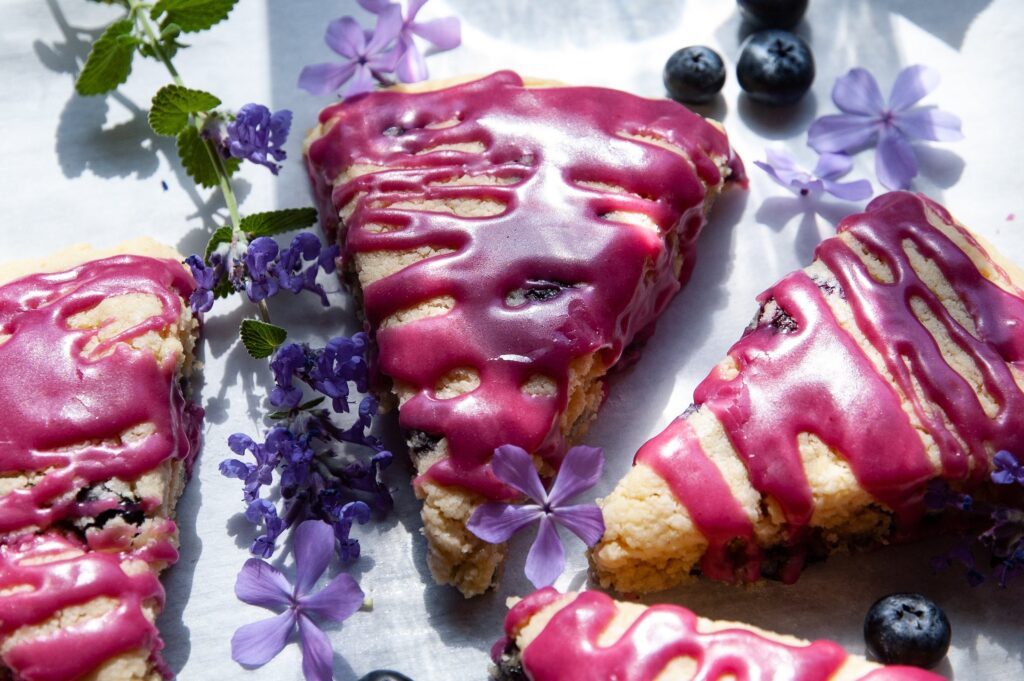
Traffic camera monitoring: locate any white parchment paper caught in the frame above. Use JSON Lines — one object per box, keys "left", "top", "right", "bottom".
{"left": 1, "top": 1, "right": 1021, "bottom": 679}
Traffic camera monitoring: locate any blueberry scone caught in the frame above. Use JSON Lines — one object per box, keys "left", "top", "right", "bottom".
{"left": 492, "top": 588, "right": 943, "bottom": 681}
{"left": 593, "top": 192, "right": 1024, "bottom": 593}
{"left": 305, "top": 71, "right": 745, "bottom": 595}
{"left": 0, "top": 239, "right": 203, "bottom": 680}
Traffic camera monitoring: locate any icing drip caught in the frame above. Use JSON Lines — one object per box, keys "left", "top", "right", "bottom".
{"left": 641, "top": 192, "right": 1024, "bottom": 582}
{"left": 0, "top": 255, "right": 200, "bottom": 680}
{"left": 506, "top": 588, "right": 943, "bottom": 681}
{"left": 306, "top": 71, "right": 744, "bottom": 499}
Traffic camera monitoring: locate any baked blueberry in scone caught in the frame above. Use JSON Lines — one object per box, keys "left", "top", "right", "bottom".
{"left": 304, "top": 71, "right": 746, "bottom": 596}
{"left": 493, "top": 588, "right": 944, "bottom": 681}
{"left": 592, "top": 192, "right": 1024, "bottom": 593}
{"left": 0, "top": 238, "right": 203, "bottom": 680}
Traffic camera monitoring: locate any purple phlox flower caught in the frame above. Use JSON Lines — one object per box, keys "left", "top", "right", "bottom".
{"left": 225, "top": 104, "right": 292, "bottom": 175}
{"left": 467, "top": 444, "right": 606, "bottom": 588}
{"left": 357, "top": 0, "right": 461, "bottom": 83}
{"left": 298, "top": 5, "right": 404, "bottom": 98}
{"left": 184, "top": 253, "right": 223, "bottom": 314}
{"left": 270, "top": 343, "right": 309, "bottom": 410}
{"left": 992, "top": 450, "right": 1024, "bottom": 486}
{"left": 754, "top": 148, "right": 872, "bottom": 201}
{"left": 231, "top": 520, "right": 364, "bottom": 681}
{"left": 244, "top": 499, "right": 285, "bottom": 558}
{"left": 276, "top": 233, "right": 338, "bottom": 306}
{"left": 222, "top": 432, "right": 281, "bottom": 503}
{"left": 808, "top": 65, "right": 963, "bottom": 190}
{"left": 244, "top": 237, "right": 281, "bottom": 302}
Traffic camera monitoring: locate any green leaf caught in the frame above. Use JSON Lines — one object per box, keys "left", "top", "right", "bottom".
{"left": 240, "top": 208, "right": 319, "bottom": 238}
{"left": 268, "top": 397, "right": 325, "bottom": 420}
{"left": 240, "top": 319, "right": 287, "bottom": 359}
{"left": 212, "top": 276, "right": 234, "bottom": 300}
{"left": 138, "top": 23, "right": 186, "bottom": 61}
{"left": 204, "top": 225, "right": 232, "bottom": 260}
{"left": 149, "top": 84, "right": 220, "bottom": 136}
{"left": 152, "top": 0, "right": 239, "bottom": 33}
{"left": 176, "top": 125, "right": 239, "bottom": 188}
{"left": 75, "top": 19, "right": 139, "bottom": 96}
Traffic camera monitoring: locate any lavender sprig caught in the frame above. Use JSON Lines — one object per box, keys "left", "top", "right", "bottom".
{"left": 927, "top": 450, "right": 1024, "bottom": 587}
{"left": 222, "top": 336, "right": 393, "bottom": 562}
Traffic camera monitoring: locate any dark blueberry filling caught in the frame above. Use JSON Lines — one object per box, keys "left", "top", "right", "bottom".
{"left": 383, "top": 126, "right": 405, "bottom": 137}
{"left": 492, "top": 640, "right": 529, "bottom": 681}
{"left": 407, "top": 430, "right": 443, "bottom": 456}
{"left": 523, "top": 279, "right": 571, "bottom": 302}
{"left": 769, "top": 305, "right": 798, "bottom": 333}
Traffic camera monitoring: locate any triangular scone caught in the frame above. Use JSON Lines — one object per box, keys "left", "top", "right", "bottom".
{"left": 0, "top": 239, "right": 202, "bottom": 680}
{"left": 593, "top": 192, "right": 1024, "bottom": 594}
{"left": 305, "top": 71, "right": 745, "bottom": 595}
{"left": 494, "top": 588, "right": 943, "bottom": 681}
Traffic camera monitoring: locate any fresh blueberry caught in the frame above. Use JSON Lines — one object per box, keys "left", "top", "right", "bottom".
{"left": 864, "top": 593, "right": 952, "bottom": 668}
{"left": 736, "top": 30, "right": 814, "bottom": 106}
{"left": 663, "top": 46, "right": 726, "bottom": 105}
{"left": 738, "top": 0, "right": 809, "bottom": 29}
{"left": 357, "top": 672, "right": 413, "bottom": 681}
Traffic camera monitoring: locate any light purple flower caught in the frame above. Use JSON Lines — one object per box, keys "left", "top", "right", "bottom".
{"left": 298, "top": 5, "right": 404, "bottom": 98}
{"left": 467, "top": 444, "right": 605, "bottom": 588}
{"left": 808, "top": 65, "right": 963, "bottom": 190}
{"left": 992, "top": 450, "right": 1024, "bottom": 486}
{"left": 754, "top": 149, "right": 872, "bottom": 201}
{"left": 231, "top": 520, "right": 364, "bottom": 681}
{"left": 358, "top": 0, "right": 462, "bottom": 83}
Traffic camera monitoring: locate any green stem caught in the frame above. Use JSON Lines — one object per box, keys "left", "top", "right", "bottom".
{"left": 131, "top": 1, "right": 266, "bottom": 322}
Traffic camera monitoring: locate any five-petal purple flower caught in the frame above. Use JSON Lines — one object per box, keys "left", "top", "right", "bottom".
{"left": 232, "top": 520, "right": 365, "bottom": 681}
{"left": 358, "top": 0, "right": 462, "bottom": 83}
{"left": 755, "top": 148, "right": 873, "bottom": 201}
{"left": 298, "top": 5, "right": 404, "bottom": 97}
{"left": 808, "top": 65, "right": 963, "bottom": 190}
{"left": 467, "top": 444, "right": 605, "bottom": 588}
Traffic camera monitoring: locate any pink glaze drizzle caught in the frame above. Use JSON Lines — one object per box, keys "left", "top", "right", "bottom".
{"left": 306, "top": 71, "right": 744, "bottom": 499}
{"left": 0, "top": 255, "right": 201, "bottom": 680}
{"left": 505, "top": 588, "right": 944, "bottom": 681}
{"left": 639, "top": 192, "right": 1024, "bottom": 582}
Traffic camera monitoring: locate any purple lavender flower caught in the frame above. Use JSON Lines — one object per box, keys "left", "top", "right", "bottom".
{"left": 298, "top": 5, "right": 403, "bottom": 98}
{"left": 276, "top": 233, "right": 338, "bottom": 306}
{"left": 231, "top": 520, "right": 364, "bottom": 681}
{"left": 184, "top": 253, "right": 222, "bottom": 313}
{"left": 310, "top": 334, "right": 370, "bottom": 413}
{"left": 222, "top": 433, "right": 280, "bottom": 503}
{"left": 755, "top": 149, "right": 873, "bottom": 201}
{"left": 467, "top": 444, "right": 605, "bottom": 588}
{"left": 244, "top": 499, "right": 285, "bottom": 558}
{"left": 244, "top": 237, "right": 280, "bottom": 302}
{"left": 807, "top": 65, "right": 963, "bottom": 190}
{"left": 357, "top": 0, "right": 462, "bottom": 83}
{"left": 226, "top": 104, "right": 292, "bottom": 175}
{"left": 270, "top": 343, "right": 309, "bottom": 410}
{"left": 992, "top": 450, "right": 1024, "bottom": 486}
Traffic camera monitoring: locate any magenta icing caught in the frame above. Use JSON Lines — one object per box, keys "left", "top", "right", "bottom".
{"left": 0, "top": 254, "right": 201, "bottom": 680}
{"left": 306, "top": 71, "right": 744, "bottom": 499}
{"left": 506, "top": 588, "right": 944, "bottom": 681}
{"left": 638, "top": 192, "right": 1024, "bottom": 582}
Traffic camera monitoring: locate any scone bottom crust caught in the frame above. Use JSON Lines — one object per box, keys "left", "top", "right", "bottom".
{"left": 0, "top": 254, "right": 202, "bottom": 680}
{"left": 305, "top": 71, "right": 744, "bottom": 593}
{"left": 595, "top": 191, "right": 1024, "bottom": 592}
{"left": 498, "top": 589, "right": 944, "bottom": 681}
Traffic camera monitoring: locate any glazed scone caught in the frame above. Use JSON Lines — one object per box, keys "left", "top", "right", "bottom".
{"left": 592, "top": 192, "right": 1024, "bottom": 593}
{"left": 0, "top": 239, "right": 203, "bottom": 680}
{"left": 493, "top": 588, "right": 944, "bottom": 681}
{"left": 305, "top": 71, "right": 746, "bottom": 595}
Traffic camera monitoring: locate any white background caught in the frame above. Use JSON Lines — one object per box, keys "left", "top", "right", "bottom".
{"left": 1, "top": 1, "right": 1021, "bottom": 679}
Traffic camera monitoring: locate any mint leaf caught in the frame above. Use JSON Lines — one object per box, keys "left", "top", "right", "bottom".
{"left": 240, "top": 319, "right": 287, "bottom": 359}
{"left": 152, "top": 0, "right": 239, "bottom": 33}
{"left": 139, "top": 23, "right": 186, "bottom": 61}
{"left": 176, "top": 125, "right": 239, "bottom": 188}
{"left": 75, "top": 19, "right": 139, "bottom": 96}
{"left": 204, "top": 225, "right": 232, "bottom": 260}
{"left": 149, "top": 84, "right": 220, "bottom": 136}
{"left": 240, "top": 208, "right": 319, "bottom": 238}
